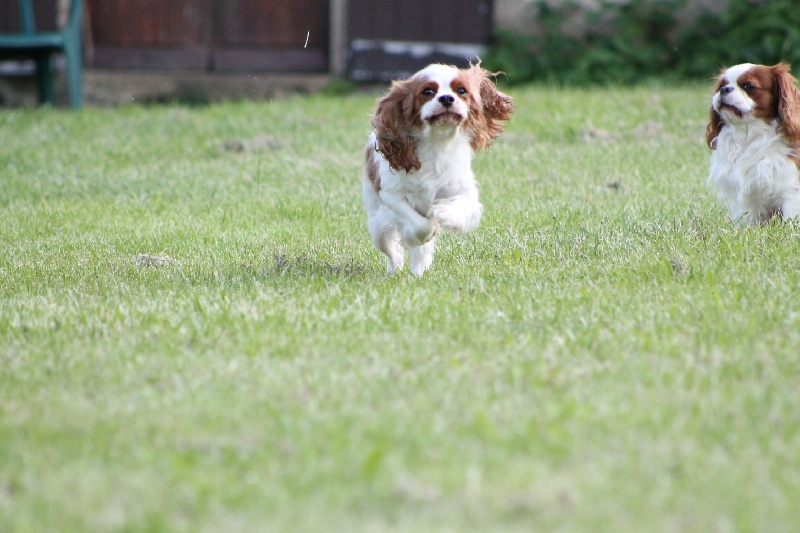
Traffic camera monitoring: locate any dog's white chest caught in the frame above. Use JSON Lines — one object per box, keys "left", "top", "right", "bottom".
{"left": 381, "top": 137, "right": 474, "bottom": 213}
{"left": 708, "top": 121, "right": 800, "bottom": 222}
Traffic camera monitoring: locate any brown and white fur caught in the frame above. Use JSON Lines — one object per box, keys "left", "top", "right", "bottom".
{"left": 706, "top": 63, "right": 800, "bottom": 224}
{"left": 362, "top": 63, "right": 513, "bottom": 275}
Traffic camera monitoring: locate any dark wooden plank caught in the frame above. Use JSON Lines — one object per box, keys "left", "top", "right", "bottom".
{"left": 349, "top": 0, "right": 493, "bottom": 44}
{"left": 33, "top": 0, "right": 57, "bottom": 31}
{"left": 0, "top": 0, "right": 57, "bottom": 32}
{"left": 371, "top": 0, "right": 394, "bottom": 41}
{"left": 396, "top": 0, "right": 425, "bottom": 42}
{"left": 348, "top": 41, "right": 484, "bottom": 81}
{"left": 214, "top": 0, "right": 328, "bottom": 48}
{"left": 0, "top": 2, "right": 20, "bottom": 32}
{"left": 455, "top": 0, "right": 492, "bottom": 43}
{"left": 429, "top": 1, "right": 456, "bottom": 43}
{"left": 91, "top": 45, "right": 208, "bottom": 69}
{"left": 347, "top": 0, "right": 376, "bottom": 40}
{"left": 212, "top": 47, "right": 327, "bottom": 72}
{"left": 86, "top": 0, "right": 210, "bottom": 46}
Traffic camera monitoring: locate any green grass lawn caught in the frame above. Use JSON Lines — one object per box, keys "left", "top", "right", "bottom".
{"left": 1, "top": 83, "right": 799, "bottom": 532}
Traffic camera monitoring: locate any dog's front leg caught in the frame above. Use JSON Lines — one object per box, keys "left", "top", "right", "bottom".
{"left": 781, "top": 190, "right": 800, "bottom": 222}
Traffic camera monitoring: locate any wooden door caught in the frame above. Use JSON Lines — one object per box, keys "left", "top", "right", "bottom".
{"left": 87, "top": 0, "right": 211, "bottom": 69}
{"left": 86, "top": 0, "right": 329, "bottom": 72}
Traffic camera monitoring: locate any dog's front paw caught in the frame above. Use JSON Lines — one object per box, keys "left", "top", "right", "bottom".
{"left": 433, "top": 203, "right": 482, "bottom": 233}
{"left": 401, "top": 218, "right": 437, "bottom": 247}
{"left": 781, "top": 195, "right": 800, "bottom": 223}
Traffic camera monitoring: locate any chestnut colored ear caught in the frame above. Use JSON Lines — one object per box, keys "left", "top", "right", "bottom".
{"left": 468, "top": 63, "right": 514, "bottom": 151}
{"left": 371, "top": 79, "right": 421, "bottom": 173}
{"left": 706, "top": 71, "right": 728, "bottom": 149}
{"left": 774, "top": 63, "right": 800, "bottom": 144}
{"left": 706, "top": 106, "right": 724, "bottom": 149}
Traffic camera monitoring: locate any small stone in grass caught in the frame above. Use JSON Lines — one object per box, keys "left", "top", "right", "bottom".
{"left": 135, "top": 254, "right": 174, "bottom": 267}
{"left": 604, "top": 180, "right": 628, "bottom": 194}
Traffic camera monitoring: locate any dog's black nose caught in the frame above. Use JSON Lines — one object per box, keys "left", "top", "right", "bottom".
{"left": 439, "top": 94, "right": 455, "bottom": 107}
{"left": 720, "top": 85, "right": 735, "bottom": 95}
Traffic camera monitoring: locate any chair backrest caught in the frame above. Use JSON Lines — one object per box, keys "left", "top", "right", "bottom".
{"left": 66, "top": 0, "right": 81, "bottom": 33}
{"left": 18, "top": 0, "right": 36, "bottom": 33}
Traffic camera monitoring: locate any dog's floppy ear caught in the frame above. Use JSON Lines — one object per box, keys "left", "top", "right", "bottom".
{"left": 371, "top": 79, "right": 421, "bottom": 173}
{"left": 467, "top": 63, "right": 514, "bottom": 151}
{"left": 706, "top": 106, "right": 724, "bottom": 149}
{"left": 774, "top": 62, "right": 800, "bottom": 145}
{"left": 706, "top": 73, "right": 726, "bottom": 149}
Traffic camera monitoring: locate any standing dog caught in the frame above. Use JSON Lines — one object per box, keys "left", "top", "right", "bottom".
{"left": 362, "top": 63, "right": 513, "bottom": 275}
{"left": 706, "top": 63, "right": 800, "bottom": 224}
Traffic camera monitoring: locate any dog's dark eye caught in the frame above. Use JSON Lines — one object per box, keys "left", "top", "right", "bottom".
{"left": 422, "top": 88, "right": 435, "bottom": 96}
{"left": 742, "top": 82, "right": 756, "bottom": 94}
{"left": 456, "top": 87, "right": 468, "bottom": 96}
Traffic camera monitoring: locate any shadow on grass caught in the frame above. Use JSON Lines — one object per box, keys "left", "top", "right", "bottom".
{"left": 270, "top": 252, "right": 367, "bottom": 279}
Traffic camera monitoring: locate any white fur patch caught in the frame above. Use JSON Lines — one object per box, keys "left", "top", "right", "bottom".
{"left": 708, "top": 119, "right": 800, "bottom": 224}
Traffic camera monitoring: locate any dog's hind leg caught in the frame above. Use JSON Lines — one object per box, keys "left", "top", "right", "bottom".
{"left": 410, "top": 238, "right": 436, "bottom": 276}
{"left": 368, "top": 209, "right": 405, "bottom": 273}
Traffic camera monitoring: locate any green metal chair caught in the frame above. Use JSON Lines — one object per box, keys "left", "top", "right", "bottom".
{"left": 0, "top": 0, "right": 83, "bottom": 108}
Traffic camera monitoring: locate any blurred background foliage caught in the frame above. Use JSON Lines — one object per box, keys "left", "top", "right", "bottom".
{"left": 486, "top": 0, "right": 800, "bottom": 84}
